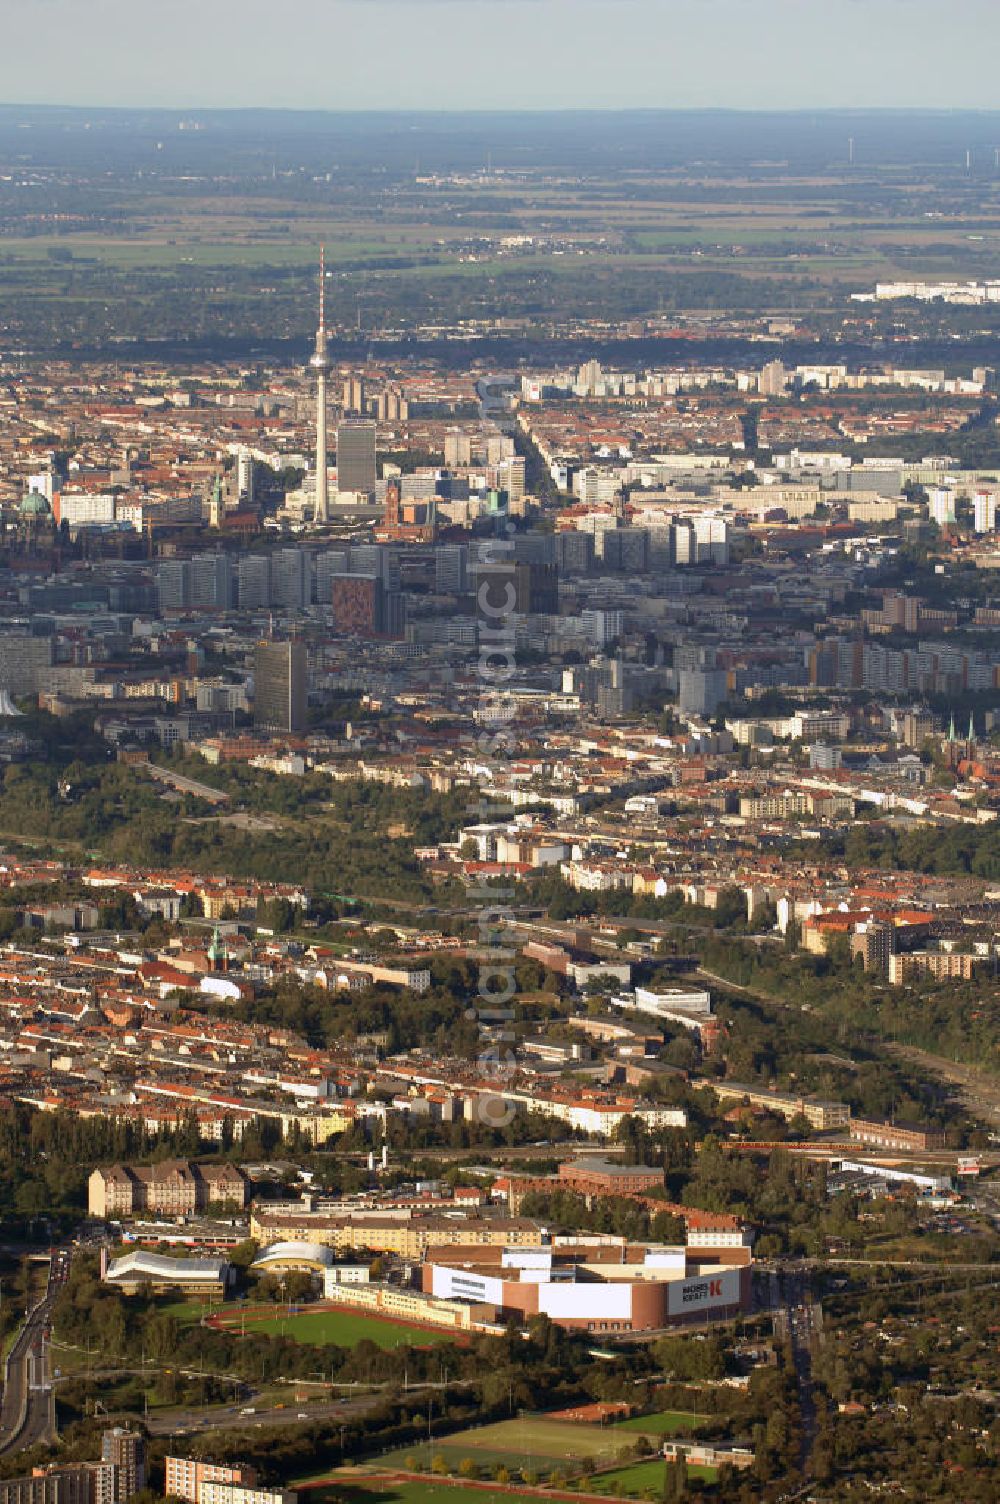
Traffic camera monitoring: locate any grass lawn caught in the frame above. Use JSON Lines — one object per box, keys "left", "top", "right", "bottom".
{"left": 159, "top": 1297, "right": 224, "bottom": 1323}
{"left": 47, "top": 1337, "right": 94, "bottom": 1374}
{"left": 590, "top": 1460, "right": 717, "bottom": 1495}
{"left": 304, "top": 1486, "right": 524, "bottom": 1504}
{"left": 612, "top": 1412, "right": 706, "bottom": 1438}
{"left": 215, "top": 1307, "right": 455, "bottom": 1351}
{"left": 378, "top": 1416, "right": 634, "bottom": 1479}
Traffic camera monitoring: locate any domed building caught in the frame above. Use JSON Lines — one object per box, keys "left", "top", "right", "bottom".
{"left": 19, "top": 489, "right": 52, "bottom": 521}
{"left": 15, "top": 490, "right": 54, "bottom": 546}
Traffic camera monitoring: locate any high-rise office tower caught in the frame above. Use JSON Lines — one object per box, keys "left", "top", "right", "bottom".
{"left": 602, "top": 527, "right": 649, "bottom": 574}
{"left": 342, "top": 374, "right": 365, "bottom": 414}
{"left": 974, "top": 490, "right": 997, "bottom": 533}
{"left": 927, "top": 487, "right": 956, "bottom": 527}
{"left": 435, "top": 544, "right": 468, "bottom": 595}
{"left": 315, "top": 547, "right": 350, "bottom": 605}
{"left": 513, "top": 560, "right": 559, "bottom": 615}
{"left": 0, "top": 635, "right": 54, "bottom": 698}
{"left": 380, "top": 384, "right": 407, "bottom": 421}
{"left": 236, "top": 446, "right": 254, "bottom": 504}
{"left": 671, "top": 518, "right": 696, "bottom": 565}
{"left": 349, "top": 543, "right": 381, "bottom": 577}
{"left": 310, "top": 249, "right": 331, "bottom": 524}
{"left": 101, "top": 1428, "right": 147, "bottom": 1500}
{"left": 577, "top": 358, "right": 602, "bottom": 395}
{"left": 156, "top": 559, "right": 190, "bottom": 612}
{"left": 499, "top": 455, "right": 526, "bottom": 502}
{"left": 444, "top": 431, "right": 472, "bottom": 468}
{"left": 554, "top": 530, "right": 594, "bottom": 575}
{"left": 693, "top": 515, "right": 730, "bottom": 566}
{"left": 678, "top": 667, "right": 729, "bottom": 718}
{"left": 189, "top": 552, "right": 232, "bottom": 610}
{"left": 254, "top": 640, "right": 307, "bottom": 733}
{"left": 336, "top": 419, "right": 377, "bottom": 497}
{"left": 271, "top": 547, "right": 308, "bottom": 609}
{"left": 486, "top": 432, "right": 513, "bottom": 466}
{"left": 350, "top": 542, "right": 399, "bottom": 591}
{"left": 399, "top": 473, "right": 436, "bottom": 503}
{"left": 237, "top": 554, "right": 271, "bottom": 610}
{"left": 513, "top": 533, "right": 555, "bottom": 567}
{"left": 759, "top": 360, "right": 788, "bottom": 397}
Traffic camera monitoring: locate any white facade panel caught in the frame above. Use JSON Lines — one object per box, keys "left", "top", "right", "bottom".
{"left": 538, "top": 1283, "right": 632, "bottom": 1322}
{"left": 431, "top": 1265, "right": 505, "bottom": 1307}
{"left": 643, "top": 1247, "right": 687, "bottom": 1270}
{"left": 60, "top": 492, "right": 116, "bottom": 527}
{"left": 502, "top": 1248, "right": 553, "bottom": 1272}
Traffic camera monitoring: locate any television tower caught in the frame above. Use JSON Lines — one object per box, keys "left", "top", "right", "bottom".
{"left": 310, "top": 247, "right": 331, "bottom": 524}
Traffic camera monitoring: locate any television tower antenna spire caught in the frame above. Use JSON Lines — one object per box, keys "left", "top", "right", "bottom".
{"left": 310, "top": 246, "right": 332, "bottom": 525}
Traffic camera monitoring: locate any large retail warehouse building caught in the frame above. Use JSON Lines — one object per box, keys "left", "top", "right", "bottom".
{"left": 422, "top": 1240, "right": 752, "bottom": 1333}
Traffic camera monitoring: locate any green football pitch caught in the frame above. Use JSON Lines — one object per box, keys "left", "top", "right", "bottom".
{"left": 377, "top": 1415, "right": 646, "bottom": 1477}
{"left": 591, "top": 1459, "right": 718, "bottom": 1493}
{"left": 611, "top": 1411, "right": 706, "bottom": 1437}
{"left": 216, "top": 1307, "right": 455, "bottom": 1350}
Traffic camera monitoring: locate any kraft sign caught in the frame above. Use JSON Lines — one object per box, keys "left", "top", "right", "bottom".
{"left": 681, "top": 1278, "right": 724, "bottom": 1304}
{"left": 668, "top": 1268, "right": 739, "bottom": 1316}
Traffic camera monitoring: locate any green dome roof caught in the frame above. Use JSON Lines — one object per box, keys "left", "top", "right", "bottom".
{"left": 19, "top": 489, "right": 51, "bottom": 517}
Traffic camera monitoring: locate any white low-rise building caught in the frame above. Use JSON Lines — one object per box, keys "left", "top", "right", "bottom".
{"left": 103, "top": 1249, "right": 229, "bottom": 1295}
{"left": 612, "top": 985, "right": 713, "bottom": 1031}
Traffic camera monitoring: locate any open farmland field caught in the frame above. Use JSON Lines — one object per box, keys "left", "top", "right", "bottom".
{"left": 7, "top": 106, "right": 1000, "bottom": 348}
{"left": 1, "top": 187, "right": 990, "bottom": 284}
{"left": 7, "top": 136, "right": 1000, "bottom": 346}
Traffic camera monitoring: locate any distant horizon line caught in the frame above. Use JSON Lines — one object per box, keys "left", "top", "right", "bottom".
{"left": 5, "top": 101, "right": 1000, "bottom": 119}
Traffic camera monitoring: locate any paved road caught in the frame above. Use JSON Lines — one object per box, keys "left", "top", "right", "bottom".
{"left": 774, "top": 1268, "right": 821, "bottom": 1482}
{"left": 770, "top": 1254, "right": 1000, "bottom": 1272}
{"left": 90, "top": 1380, "right": 452, "bottom": 1440}
{"left": 144, "top": 1396, "right": 363, "bottom": 1438}
{"left": 0, "top": 1249, "right": 69, "bottom": 1456}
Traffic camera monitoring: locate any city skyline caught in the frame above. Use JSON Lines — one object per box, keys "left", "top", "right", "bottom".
{"left": 4, "top": 0, "right": 1000, "bottom": 112}
{"left": 2, "top": 0, "right": 1000, "bottom": 1488}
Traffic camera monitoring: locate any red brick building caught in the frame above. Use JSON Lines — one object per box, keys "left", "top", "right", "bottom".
{"left": 557, "top": 1157, "right": 664, "bottom": 1198}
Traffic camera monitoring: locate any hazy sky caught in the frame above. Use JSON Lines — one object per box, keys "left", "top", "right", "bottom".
{"left": 4, "top": 0, "right": 1000, "bottom": 111}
